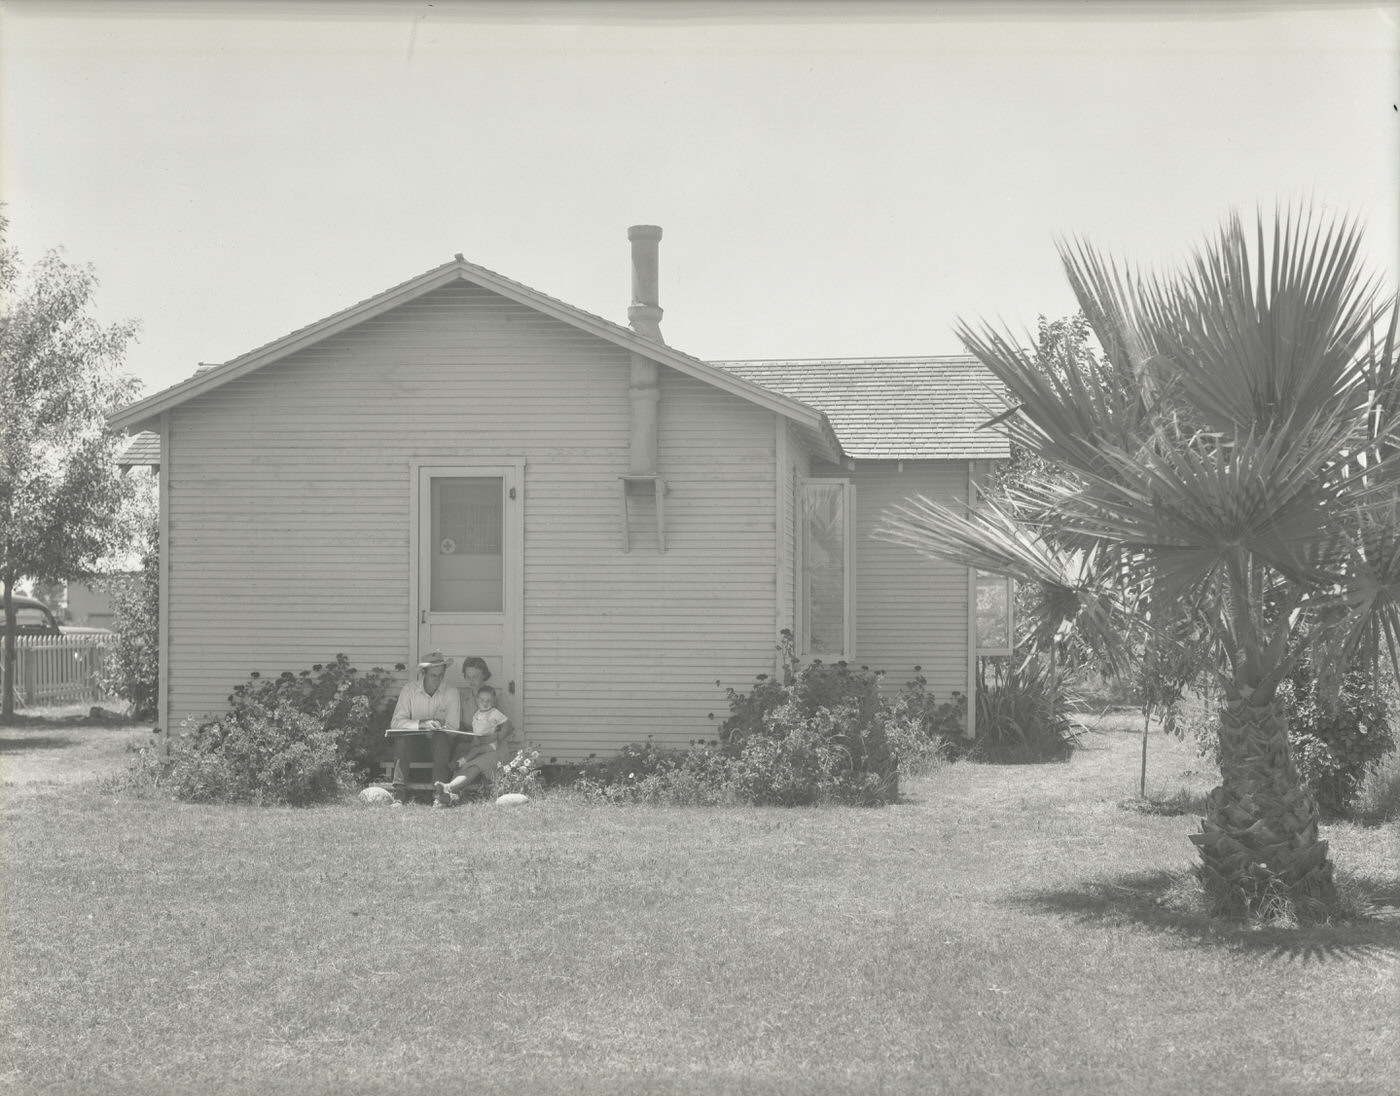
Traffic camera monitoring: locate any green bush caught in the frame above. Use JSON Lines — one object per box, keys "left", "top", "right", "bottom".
{"left": 728, "top": 701, "right": 891, "bottom": 805}
{"left": 883, "top": 670, "right": 966, "bottom": 773}
{"left": 164, "top": 699, "right": 353, "bottom": 806}
{"left": 559, "top": 641, "right": 946, "bottom": 806}
{"left": 636, "top": 745, "right": 739, "bottom": 806}
{"left": 975, "top": 655, "right": 1076, "bottom": 762}
{"left": 1355, "top": 747, "right": 1400, "bottom": 823}
{"left": 559, "top": 740, "right": 736, "bottom": 806}
{"left": 137, "top": 654, "right": 403, "bottom": 805}
{"left": 102, "top": 525, "right": 159, "bottom": 719}
{"left": 1276, "top": 658, "right": 1395, "bottom": 818}
{"left": 714, "top": 634, "right": 898, "bottom": 805}
{"left": 225, "top": 654, "right": 402, "bottom": 782}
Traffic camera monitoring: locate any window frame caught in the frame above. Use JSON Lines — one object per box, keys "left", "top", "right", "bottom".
{"left": 973, "top": 569, "right": 1015, "bottom": 657}
{"left": 968, "top": 461, "right": 1014, "bottom": 659}
{"left": 795, "top": 477, "right": 856, "bottom": 660}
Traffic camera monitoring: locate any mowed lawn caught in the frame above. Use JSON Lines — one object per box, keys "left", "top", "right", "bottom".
{"left": 2, "top": 720, "right": 1397, "bottom": 1096}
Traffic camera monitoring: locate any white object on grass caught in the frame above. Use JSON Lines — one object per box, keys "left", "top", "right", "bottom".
{"left": 495, "top": 793, "right": 530, "bottom": 807}
{"left": 359, "top": 786, "right": 395, "bottom": 806}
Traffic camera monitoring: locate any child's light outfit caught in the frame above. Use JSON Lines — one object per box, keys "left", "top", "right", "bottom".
{"left": 471, "top": 707, "right": 510, "bottom": 739}
{"left": 452, "top": 707, "right": 509, "bottom": 784}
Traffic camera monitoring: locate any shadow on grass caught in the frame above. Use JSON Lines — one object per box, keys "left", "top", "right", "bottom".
{"left": 1009, "top": 869, "right": 1400, "bottom": 964}
{"left": 0, "top": 733, "right": 80, "bottom": 753}
{"left": 0, "top": 710, "right": 139, "bottom": 728}
{"left": 1118, "top": 789, "right": 1213, "bottom": 816}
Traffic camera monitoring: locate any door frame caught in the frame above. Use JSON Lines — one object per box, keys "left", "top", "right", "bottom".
{"left": 407, "top": 458, "right": 525, "bottom": 709}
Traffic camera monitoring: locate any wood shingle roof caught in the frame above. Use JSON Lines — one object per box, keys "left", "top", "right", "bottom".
{"left": 117, "top": 431, "right": 161, "bottom": 468}
{"left": 716, "top": 356, "right": 1009, "bottom": 461}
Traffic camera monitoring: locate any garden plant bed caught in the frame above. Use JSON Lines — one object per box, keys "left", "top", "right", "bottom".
{"left": 2, "top": 715, "right": 1397, "bottom": 1095}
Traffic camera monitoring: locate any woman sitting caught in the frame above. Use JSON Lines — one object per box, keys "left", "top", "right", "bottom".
{"left": 433, "top": 658, "right": 511, "bottom": 806}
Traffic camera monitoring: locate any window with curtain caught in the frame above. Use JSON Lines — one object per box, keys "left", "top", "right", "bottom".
{"left": 799, "top": 480, "right": 854, "bottom": 657}
{"left": 970, "top": 460, "right": 1013, "bottom": 655}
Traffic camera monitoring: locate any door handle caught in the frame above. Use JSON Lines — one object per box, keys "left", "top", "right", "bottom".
{"left": 420, "top": 610, "right": 426, "bottom": 624}
{"left": 508, "top": 680, "right": 516, "bottom": 695}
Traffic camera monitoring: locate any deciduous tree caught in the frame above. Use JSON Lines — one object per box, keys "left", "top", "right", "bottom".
{"left": 0, "top": 215, "right": 142, "bottom": 719}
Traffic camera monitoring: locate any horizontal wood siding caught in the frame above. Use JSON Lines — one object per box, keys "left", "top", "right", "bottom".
{"left": 165, "top": 283, "right": 777, "bottom": 757}
{"left": 523, "top": 367, "right": 777, "bottom": 755}
{"left": 842, "top": 461, "right": 970, "bottom": 705}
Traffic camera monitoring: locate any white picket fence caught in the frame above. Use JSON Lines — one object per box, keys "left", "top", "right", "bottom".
{"left": 1, "top": 633, "right": 114, "bottom": 707}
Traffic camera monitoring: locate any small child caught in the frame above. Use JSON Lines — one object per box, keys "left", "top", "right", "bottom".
{"left": 433, "top": 685, "right": 511, "bottom": 807}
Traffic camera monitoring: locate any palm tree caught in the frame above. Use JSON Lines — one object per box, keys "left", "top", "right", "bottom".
{"left": 878, "top": 206, "right": 1400, "bottom": 920}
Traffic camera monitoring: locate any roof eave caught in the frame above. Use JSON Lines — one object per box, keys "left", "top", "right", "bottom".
{"left": 109, "top": 258, "right": 841, "bottom": 451}
{"left": 108, "top": 260, "right": 466, "bottom": 432}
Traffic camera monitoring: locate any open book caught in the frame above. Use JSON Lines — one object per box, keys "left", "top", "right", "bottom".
{"left": 383, "top": 725, "right": 492, "bottom": 738}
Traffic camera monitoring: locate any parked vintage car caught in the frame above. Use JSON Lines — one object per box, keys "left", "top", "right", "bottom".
{"left": 1, "top": 595, "right": 112, "bottom": 637}
{"left": 1, "top": 595, "right": 63, "bottom": 636}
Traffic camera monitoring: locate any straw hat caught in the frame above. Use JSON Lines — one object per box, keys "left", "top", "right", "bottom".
{"left": 417, "top": 650, "right": 454, "bottom": 670}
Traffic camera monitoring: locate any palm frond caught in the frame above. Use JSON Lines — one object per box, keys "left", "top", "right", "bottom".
{"left": 1311, "top": 506, "right": 1400, "bottom": 682}
{"left": 1056, "top": 236, "right": 1162, "bottom": 394}
{"left": 875, "top": 494, "right": 1138, "bottom": 675}
{"left": 1002, "top": 424, "right": 1347, "bottom": 609}
{"left": 954, "top": 318, "right": 1158, "bottom": 481}
{"left": 876, "top": 493, "right": 1064, "bottom": 586}
{"left": 1145, "top": 205, "right": 1383, "bottom": 436}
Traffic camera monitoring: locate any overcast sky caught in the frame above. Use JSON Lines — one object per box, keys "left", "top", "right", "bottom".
{"left": 2, "top": 0, "right": 1397, "bottom": 401}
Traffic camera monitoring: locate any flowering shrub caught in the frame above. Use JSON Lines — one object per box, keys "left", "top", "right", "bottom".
{"left": 713, "top": 631, "right": 899, "bottom": 805}
{"left": 633, "top": 743, "right": 738, "bottom": 806}
{"left": 551, "top": 637, "right": 961, "bottom": 808}
{"left": 883, "top": 670, "right": 966, "bottom": 773}
{"left": 135, "top": 654, "right": 404, "bottom": 805}
{"left": 495, "top": 747, "right": 543, "bottom": 797}
{"left": 225, "top": 654, "right": 402, "bottom": 781}
{"left": 565, "top": 739, "right": 695, "bottom": 803}
{"left": 556, "top": 740, "right": 732, "bottom": 806}
{"left": 728, "top": 702, "right": 876, "bottom": 805}
{"left": 162, "top": 699, "right": 354, "bottom": 806}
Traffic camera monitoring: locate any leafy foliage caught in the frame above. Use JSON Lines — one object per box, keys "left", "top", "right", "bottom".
{"left": 494, "top": 746, "right": 544, "bottom": 797}
{"left": 1191, "top": 658, "right": 1398, "bottom": 820}
{"left": 102, "top": 519, "right": 159, "bottom": 718}
{"left": 225, "top": 655, "right": 401, "bottom": 780}
{"left": 882, "top": 670, "right": 966, "bottom": 773}
{"left": 715, "top": 631, "right": 897, "bottom": 805}
{"left": 1275, "top": 659, "right": 1395, "bottom": 817}
{"left": 975, "top": 655, "right": 1076, "bottom": 762}
{"left": 144, "top": 655, "right": 403, "bottom": 804}
{"left": 564, "top": 738, "right": 732, "bottom": 806}
{"left": 555, "top": 641, "right": 965, "bottom": 807}
{"left": 162, "top": 701, "right": 353, "bottom": 806}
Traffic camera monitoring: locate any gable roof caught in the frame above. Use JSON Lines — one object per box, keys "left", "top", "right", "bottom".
{"left": 716, "top": 357, "right": 1009, "bottom": 461}
{"left": 108, "top": 257, "right": 843, "bottom": 462}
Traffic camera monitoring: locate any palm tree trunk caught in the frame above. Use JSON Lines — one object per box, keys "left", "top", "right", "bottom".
{"left": 1190, "top": 681, "right": 1335, "bottom": 920}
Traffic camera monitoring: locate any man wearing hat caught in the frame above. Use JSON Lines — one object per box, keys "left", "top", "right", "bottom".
{"left": 387, "top": 650, "right": 463, "bottom": 796}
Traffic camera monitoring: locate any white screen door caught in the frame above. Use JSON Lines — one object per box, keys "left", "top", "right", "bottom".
{"left": 416, "top": 465, "right": 521, "bottom": 721}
